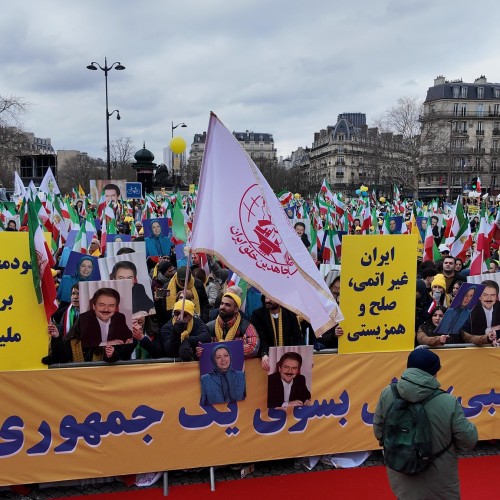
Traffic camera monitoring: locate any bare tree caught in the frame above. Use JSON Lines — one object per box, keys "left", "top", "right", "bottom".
{"left": 0, "top": 95, "right": 30, "bottom": 187}
{"left": 109, "top": 137, "right": 136, "bottom": 180}
{"left": 372, "top": 96, "right": 422, "bottom": 197}
{"left": 57, "top": 154, "right": 105, "bottom": 194}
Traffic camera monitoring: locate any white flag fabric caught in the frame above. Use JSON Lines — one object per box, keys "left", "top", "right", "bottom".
{"left": 190, "top": 113, "right": 343, "bottom": 336}
{"left": 13, "top": 171, "right": 27, "bottom": 200}
{"left": 39, "top": 167, "right": 61, "bottom": 195}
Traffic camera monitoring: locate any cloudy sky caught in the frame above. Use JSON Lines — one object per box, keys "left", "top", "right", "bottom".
{"left": 2, "top": 0, "right": 498, "bottom": 163}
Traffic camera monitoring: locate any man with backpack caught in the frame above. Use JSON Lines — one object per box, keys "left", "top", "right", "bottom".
{"left": 373, "top": 349, "right": 477, "bottom": 499}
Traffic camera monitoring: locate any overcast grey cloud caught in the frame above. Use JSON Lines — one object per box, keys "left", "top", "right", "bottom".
{"left": 1, "top": 0, "right": 498, "bottom": 163}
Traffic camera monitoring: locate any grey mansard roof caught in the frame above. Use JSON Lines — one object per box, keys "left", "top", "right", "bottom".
{"left": 425, "top": 81, "right": 500, "bottom": 102}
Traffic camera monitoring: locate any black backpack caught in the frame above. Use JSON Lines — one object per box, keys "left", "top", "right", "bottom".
{"left": 382, "top": 382, "right": 452, "bottom": 475}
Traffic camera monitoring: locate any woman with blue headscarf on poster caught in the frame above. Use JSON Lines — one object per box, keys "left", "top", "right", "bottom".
{"left": 57, "top": 256, "right": 96, "bottom": 304}
{"left": 145, "top": 219, "right": 172, "bottom": 258}
{"left": 200, "top": 344, "right": 246, "bottom": 405}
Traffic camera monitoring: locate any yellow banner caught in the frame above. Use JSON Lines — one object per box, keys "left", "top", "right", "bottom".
{"left": 339, "top": 235, "right": 417, "bottom": 353}
{"left": 0, "top": 348, "right": 498, "bottom": 486}
{"left": 0, "top": 232, "right": 48, "bottom": 370}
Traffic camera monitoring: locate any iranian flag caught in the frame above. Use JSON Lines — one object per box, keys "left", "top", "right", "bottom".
{"left": 277, "top": 190, "right": 293, "bottom": 206}
{"left": 72, "top": 224, "right": 88, "bottom": 254}
{"left": 226, "top": 271, "right": 248, "bottom": 311}
{"left": 28, "top": 200, "right": 57, "bottom": 323}
{"left": 422, "top": 218, "right": 440, "bottom": 262}
{"left": 320, "top": 179, "right": 335, "bottom": 206}
{"left": 172, "top": 192, "right": 188, "bottom": 244}
{"left": 449, "top": 202, "right": 472, "bottom": 262}
{"left": 469, "top": 213, "right": 492, "bottom": 275}
{"left": 332, "top": 193, "right": 345, "bottom": 216}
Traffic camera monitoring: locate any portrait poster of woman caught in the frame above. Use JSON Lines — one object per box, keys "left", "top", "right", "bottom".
{"left": 199, "top": 341, "right": 246, "bottom": 406}
{"left": 57, "top": 252, "right": 100, "bottom": 303}
{"left": 434, "top": 283, "right": 484, "bottom": 335}
{"left": 106, "top": 234, "right": 132, "bottom": 243}
{"left": 143, "top": 218, "right": 172, "bottom": 258}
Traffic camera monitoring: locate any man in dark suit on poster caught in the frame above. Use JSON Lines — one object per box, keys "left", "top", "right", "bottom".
{"left": 267, "top": 352, "right": 311, "bottom": 408}
{"left": 78, "top": 288, "right": 132, "bottom": 347}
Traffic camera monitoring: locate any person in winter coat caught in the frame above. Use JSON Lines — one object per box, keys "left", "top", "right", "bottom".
{"left": 373, "top": 349, "right": 478, "bottom": 500}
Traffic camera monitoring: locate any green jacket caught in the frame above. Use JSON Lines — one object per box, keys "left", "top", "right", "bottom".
{"left": 373, "top": 367, "right": 478, "bottom": 500}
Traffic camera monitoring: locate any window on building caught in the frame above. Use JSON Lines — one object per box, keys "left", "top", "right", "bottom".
{"left": 461, "top": 86, "right": 468, "bottom": 98}
{"left": 337, "top": 156, "right": 345, "bottom": 165}
{"left": 493, "top": 140, "right": 499, "bottom": 152}
{"left": 477, "top": 87, "right": 484, "bottom": 99}
{"left": 475, "top": 158, "right": 481, "bottom": 171}
{"left": 495, "top": 88, "right": 500, "bottom": 99}
{"left": 493, "top": 176, "right": 497, "bottom": 186}
{"left": 494, "top": 105, "right": 500, "bottom": 117}
{"left": 453, "top": 103, "right": 459, "bottom": 116}
{"left": 453, "top": 86, "right": 460, "bottom": 98}
{"left": 477, "top": 121, "right": 484, "bottom": 134}
{"left": 337, "top": 134, "right": 344, "bottom": 141}
{"left": 476, "top": 139, "right": 483, "bottom": 150}
{"left": 477, "top": 103, "right": 484, "bottom": 117}
{"left": 460, "top": 103, "right": 467, "bottom": 116}
{"left": 492, "top": 158, "right": 497, "bottom": 172}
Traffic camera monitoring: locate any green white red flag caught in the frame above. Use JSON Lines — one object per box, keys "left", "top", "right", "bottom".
{"left": 28, "top": 200, "right": 57, "bottom": 323}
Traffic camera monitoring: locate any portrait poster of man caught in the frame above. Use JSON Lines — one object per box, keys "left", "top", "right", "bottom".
{"left": 105, "top": 240, "right": 146, "bottom": 257}
{"left": 267, "top": 345, "right": 313, "bottom": 409}
{"left": 199, "top": 341, "right": 246, "bottom": 406}
{"left": 5, "top": 216, "right": 20, "bottom": 231}
{"left": 285, "top": 205, "right": 295, "bottom": 219}
{"left": 106, "top": 234, "right": 132, "bottom": 243}
{"left": 95, "top": 180, "right": 127, "bottom": 205}
{"left": 143, "top": 218, "right": 172, "bottom": 258}
{"left": 98, "top": 252, "right": 155, "bottom": 317}
{"left": 78, "top": 279, "right": 133, "bottom": 347}
{"left": 434, "top": 283, "right": 484, "bottom": 335}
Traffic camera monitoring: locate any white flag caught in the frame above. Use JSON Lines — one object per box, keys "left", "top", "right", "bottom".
{"left": 39, "top": 167, "right": 61, "bottom": 195}
{"left": 191, "top": 113, "right": 342, "bottom": 336}
{"left": 13, "top": 171, "right": 26, "bottom": 201}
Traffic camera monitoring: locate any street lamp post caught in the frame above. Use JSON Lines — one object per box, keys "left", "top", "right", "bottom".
{"left": 171, "top": 121, "right": 187, "bottom": 192}
{"left": 87, "top": 57, "right": 125, "bottom": 180}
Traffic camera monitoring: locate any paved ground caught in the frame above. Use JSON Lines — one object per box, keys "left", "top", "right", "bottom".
{"left": 1, "top": 441, "right": 498, "bottom": 499}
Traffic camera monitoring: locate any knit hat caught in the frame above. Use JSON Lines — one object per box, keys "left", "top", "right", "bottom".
{"left": 158, "top": 260, "right": 174, "bottom": 274}
{"left": 407, "top": 348, "right": 441, "bottom": 375}
{"left": 431, "top": 274, "right": 447, "bottom": 290}
{"left": 223, "top": 292, "right": 241, "bottom": 308}
{"left": 177, "top": 266, "right": 188, "bottom": 281}
{"left": 173, "top": 299, "right": 195, "bottom": 317}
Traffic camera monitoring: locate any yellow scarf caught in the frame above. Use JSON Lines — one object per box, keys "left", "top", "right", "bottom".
{"left": 166, "top": 274, "right": 200, "bottom": 313}
{"left": 172, "top": 316, "right": 194, "bottom": 342}
{"left": 270, "top": 308, "right": 283, "bottom": 346}
{"left": 70, "top": 339, "right": 103, "bottom": 363}
{"left": 215, "top": 313, "right": 242, "bottom": 342}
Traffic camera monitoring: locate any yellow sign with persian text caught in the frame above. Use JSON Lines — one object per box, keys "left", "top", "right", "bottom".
{"left": 0, "top": 232, "right": 48, "bottom": 370}
{"left": 339, "top": 235, "right": 417, "bottom": 353}
{"left": 0, "top": 349, "right": 498, "bottom": 486}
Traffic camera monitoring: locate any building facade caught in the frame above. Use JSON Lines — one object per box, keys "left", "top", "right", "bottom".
{"left": 419, "top": 75, "right": 500, "bottom": 199}
{"left": 302, "top": 113, "right": 410, "bottom": 196}
{"left": 187, "top": 130, "right": 277, "bottom": 184}
{"left": 18, "top": 133, "right": 57, "bottom": 186}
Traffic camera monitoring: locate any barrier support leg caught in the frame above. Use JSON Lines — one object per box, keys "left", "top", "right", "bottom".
{"left": 163, "top": 472, "right": 168, "bottom": 496}
{"left": 210, "top": 466, "right": 216, "bottom": 491}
